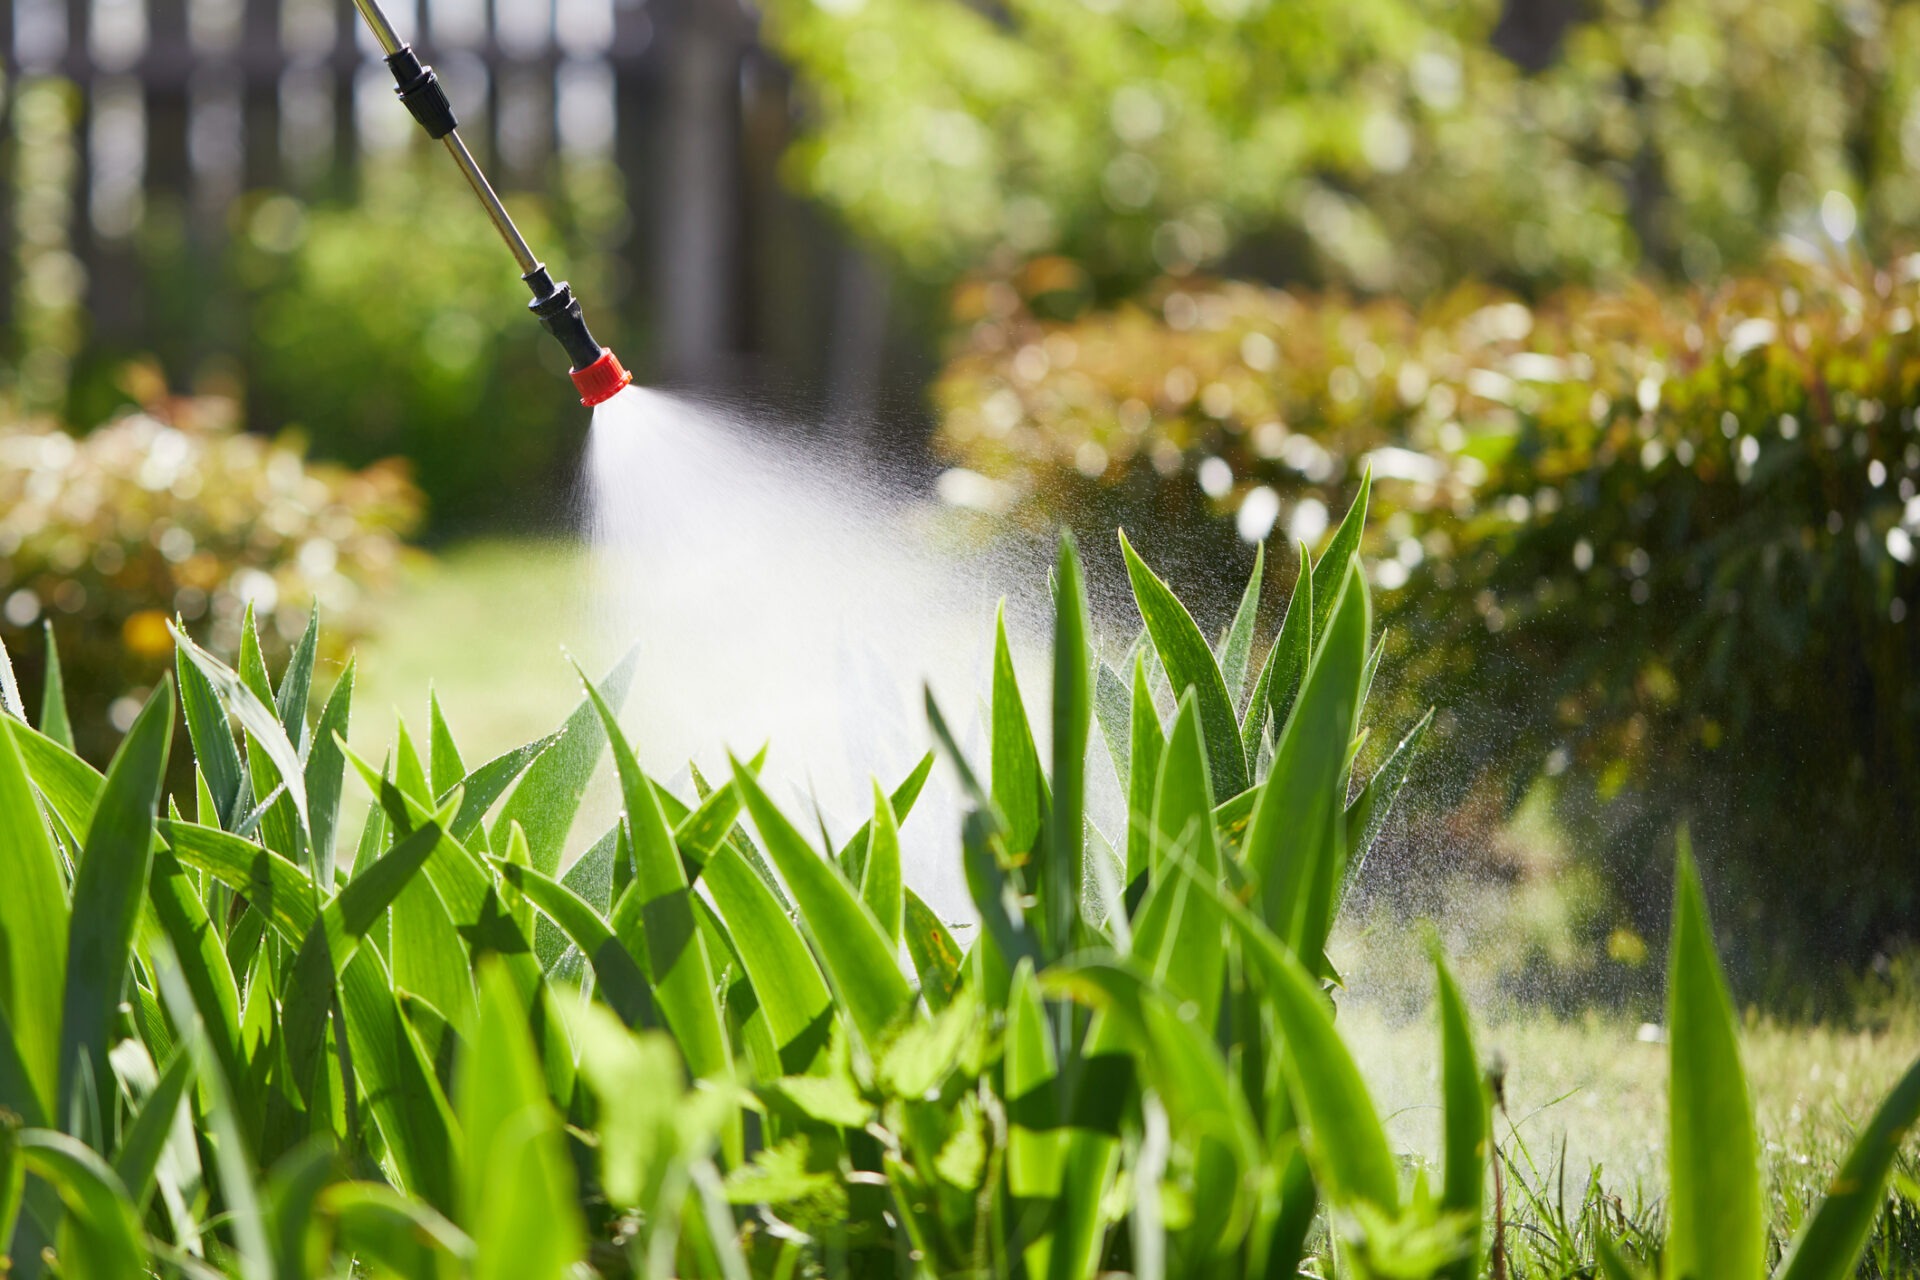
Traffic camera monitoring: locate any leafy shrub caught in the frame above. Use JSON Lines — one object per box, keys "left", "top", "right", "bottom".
{"left": 0, "top": 392, "right": 419, "bottom": 769}
{"left": 2, "top": 501, "right": 1917, "bottom": 1277}
{"left": 236, "top": 169, "right": 624, "bottom": 535}
{"left": 765, "top": 0, "right": 1920, "bottom": 296}
{"left": 938, "top": 253, "right": 1920, "bottom": 983}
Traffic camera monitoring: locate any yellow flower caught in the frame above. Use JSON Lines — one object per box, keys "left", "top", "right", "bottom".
{"left": 122, "top": 609, "right": 172, "bottom": 660}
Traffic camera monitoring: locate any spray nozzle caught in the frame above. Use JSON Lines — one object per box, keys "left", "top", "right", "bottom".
{"left": 352, "top": 0, "right": 632, "bottom": 410}
{"left": 524, "top": 267, "right": 633, "bottom": 406}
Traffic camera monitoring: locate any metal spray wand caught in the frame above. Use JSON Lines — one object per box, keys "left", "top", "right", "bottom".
{"left": 350, "top": 0, "right": 633, "bottom": 407}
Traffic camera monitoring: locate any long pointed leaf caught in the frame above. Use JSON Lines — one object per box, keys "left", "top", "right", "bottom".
{"left": 59, "top": 679, "right": 172, "bottom": 1132}
{"left": 1119, "top": 530, "right": 1248, "bottom": 797}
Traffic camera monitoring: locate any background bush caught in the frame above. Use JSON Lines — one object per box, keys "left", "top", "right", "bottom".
{"left": 0, "top": 390, "right": 419, "bottom": 767}
{"left": 937, "top": 251, "right": 1920, "bottom": 988}
{"left": 235, "top": 171, "right": 624, "bottom": 535}
{"left": 765, "top": 0, "right": 1920, "bottom": 299}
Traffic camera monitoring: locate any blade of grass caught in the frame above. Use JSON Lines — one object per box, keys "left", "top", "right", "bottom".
{"left": 497, "top": 860, "right": 656, "bottom": 1029}
{"left": 14, "top": 1128, "right": 149, "bottom": 1276}
{"left": 702, "top": 842, "right": 835, "bottom": 1076}
{"left": 1125, "top": 654, "right": 1164, "bottom": 890}
{"left": 1775, "top": 1052, "right": 1920, "bottom": 1280}
{"left": 59, "top": 679, "right": 172, "bottom": 1134}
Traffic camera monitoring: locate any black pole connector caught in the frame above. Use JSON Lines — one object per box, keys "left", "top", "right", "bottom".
{"left": 384, "top": 45, "right": 458, "bottom": 139}
{"left": 523, "top": 265, "right": 606, "bottom": 372}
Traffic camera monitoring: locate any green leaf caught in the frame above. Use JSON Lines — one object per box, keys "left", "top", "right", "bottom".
{"left": 0, "top": 630, "right": 22, "bottom": 721}
{"left": 1124, "top": 654, "right": 1164, "bottom": 889}
{"left": 862, "top": 780, "right": 905, "bottom": 948}
{"left": 1241, "top": 561, "right": 1369, "bottom": 970}
{"left": 60, "top": 679, "right": 172, "bottom": 1133}
{"left": 36, "top": 623, "right": 71, "bottom": 753}
{"left": 110, "top": 1044, "right": 194, "bottom": 1211}
{"left": 1005, "top": 959, "right": 1064, "bottom": 1202}
{"left": 581, "top": 673, "right": 734, "bottom": 1092}
{"left": 834, "top": 751, "right": 934, "bottom": 887}
{"left": 557, "top": 999, "right": 689, "bottom": 1211}
{"left": 1119, "top": 530, "right": 1248, "bottom": 798}
{"left": 496, "top": 860, "right": 656, "bottom": 1030}
{"left": 1219, "top": 541, "right": 1264, "bottom": 706}
{"left": 461, "top": 961, "right": 585, "bottom": 1280}
{"left": 1093, "top": 660, "right": 1132, "bottom": 797}
{"left": 144, "top": 848, "right": 246, "bottom": 1113}
{"left": 0, "top": 712, "right": 69, "bottom": 1124}
{"left": 160, "top": 820, "right": 320, "bottom": 941}
{"left": 1131, "top": 693, "right": 1225, "bottom": 1029}
{"left": 991, "top": 603, "right": 1047, "bottom": 855}
{"left": 732, "top": 757, "right": 912, "bottom": 1049}
{"left": 1243, "top": 547, "right": 1311, "bottom": 765}
{"left": 152, "top": 947, "right": 274, "bottom": 1280}
{"left": 337, "top": 947, "right": 459, "bottom": 1213}
{"left": 177, "top": 637, "right": 246, "bottom": 831}
{"left": 1434, "top": 944, "right": 1487, "bottom": 1280}
{"left": 173, "top": 625, "right": 309, "bottom": 839}
{"left": 309, "top": 1181, "right": 472, "bottom": 1277}
{"left": 427, "top": 690, "right": 466, "bottom": 798}
{"left": 497, "top": 646, "right": 638, "bottom": 875}
{"left": 903, "top": 889, "right": 962, "bottom": 1012}
{"left": 1666, "top": 837, "right": 1764, "bottom": 1280}
{"left": 306, "top": 659, "right": 355, "bottom": 888}
{"left": 6, "top": 718, "right": 102, "bottom": 840}
{"left": 1041, "top": 957, "right": 1252, "bottom": 1252}
{"left": 1309, "top": 469, "right": 1370, "bottom": 642}
{"left": 1775, "top": 1052, "right": 1920, "bottom": 1280}
{"left": 444, "top": 735, "right": 555, "bottom": 847}
{"left": 275, "top": 603, "right": 321, "bottom": 748}
{"left": 1047, "top": 532, "right": 1092, "bottom": 956}
{"left": 1177, "top": 854, "right": 1400, "bottom": 1215}
{"left": 1341, "top": 707, "right": 1432, "bottom": 906}
{"left": 13, "top": 1128, "right": 149, "bottom": 1277}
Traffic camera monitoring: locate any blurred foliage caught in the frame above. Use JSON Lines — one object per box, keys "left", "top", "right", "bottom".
{"left": 764, "top": 0, "right": 1920, "bottom": 299}
{"left": 937, "top": 250, "right": 1920, "bottom": 984}
{"left": 0, "top": 387, "right": 418, "bottom": 766}
{"left": 234, "top": 168, "right": 627, "bottom": 535}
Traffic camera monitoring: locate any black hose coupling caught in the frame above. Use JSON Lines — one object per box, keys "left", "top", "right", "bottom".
{"left": 385, "top": 45, "right": 458, "bottom": 140}
{"left": 524, "top": 265, "right": 605, "bottom": 371}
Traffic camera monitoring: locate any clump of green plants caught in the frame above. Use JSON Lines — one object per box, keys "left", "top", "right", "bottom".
{"left": 2, "top": 485, "right": 1916, "bottom": 1277}
{"left": 0, "top": 390, "right": 419, "bottom": 772}
{"left": 940, "top": 253, "right": 1920, "bottom": 987}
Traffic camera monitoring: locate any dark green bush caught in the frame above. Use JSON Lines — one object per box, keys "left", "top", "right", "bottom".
{"left": 0, "top": 392, "right": 418, "bottom": 768}
{"left": 937, "top": 253, "right": 1920, "bottom": 984}
{"left": 235, "top": 171, "right": 621, "bottom": 536}
{"left": 766, "top": 0, "right": 1920, "bottom": 297}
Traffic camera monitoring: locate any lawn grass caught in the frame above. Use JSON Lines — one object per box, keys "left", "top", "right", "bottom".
{"left": 351, "top": 537, "right": 1920, "bottom": 1272}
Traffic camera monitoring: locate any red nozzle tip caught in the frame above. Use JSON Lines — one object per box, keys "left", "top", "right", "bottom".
{"left": 572, "top": 349, "right": 633, "bottom": 407}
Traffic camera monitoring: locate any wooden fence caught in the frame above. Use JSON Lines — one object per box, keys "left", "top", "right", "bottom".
{"left": 0, "top": 0, "right": 923, "bottom": 437}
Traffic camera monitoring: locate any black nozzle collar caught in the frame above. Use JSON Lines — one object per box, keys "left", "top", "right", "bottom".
{"left": 385, "top": 46, "right": 458, "bottom": 140}
{"left": 524, "top": 265, "right": 607, "bottom": 373}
